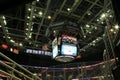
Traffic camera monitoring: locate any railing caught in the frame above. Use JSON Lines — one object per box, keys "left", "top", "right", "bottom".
{"left": 0, "top": 52, "right": 41, "bottom": 80}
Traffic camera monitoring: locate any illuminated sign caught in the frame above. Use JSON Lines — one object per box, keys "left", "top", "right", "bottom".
{"left": 1, "top": 44, "right": 8, "bottom": 49}
{"left": 13, "top": 48, "right": 19, "bottom": 54}
{"left": 26, "top": 49, "right": 52, "bottom": 56}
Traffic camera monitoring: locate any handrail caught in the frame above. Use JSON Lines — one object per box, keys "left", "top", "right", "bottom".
{"left": 0, "top": 61, "right": 33, "bottom": 80}
{"left": 0, "top": 69, "right": 21, "bottom": 80}
{"left": 0, "top": 52, "right": 41, "bottom": 80}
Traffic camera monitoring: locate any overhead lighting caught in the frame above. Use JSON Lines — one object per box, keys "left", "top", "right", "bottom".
{"left": 87, "top": 11, "right": 92, "bottom": 15}
{"left": 113, "top": 31, "right": 116, "bottom": 34}
{"left": 109, "top": 15, "right": 113, "bottom": 18}
{"left": 110, "top": 28, "right": 114, "bottom": 32}
{"left": 93, "top": 40, "right": 96, "bottom": 43}
{"left": 33, "top": 73, "right": 37, "bottom": 76}
{"left": 29, "top": 42, "right": 32, "bottom": 44}
{"left": 92, "top": 43, "right": 95, "bottom": 46}
{"left": 6, "top": 29, "right": 8, "bottom": 32}
{"left": 31, "top": 28, "right": 33, "bottom": 31}
{"left": 89, "top": 31, "right": 91, "bottom": 34}
{"left": 0, "top": 25, "right": 1, "bottom": 27}
{"left": 38, "top": 11, "right": 43, "bottom": 16}
{"left": 8, "top": 36, "right": 11, "bottom": 39}
{"left": 100, "top": 13, "right": 106, "bottom": 19}
{"left": 114, "top": 24, "right": 119, "bottom": 29}
{"left": 67, "top": 8, "right": 71, "bottom": 11}
{"left": 34, "top": 9, "right": 37, "bottom": 12}
{"left": 26, "top": 28, "right": 29, "bottom": 30}
{"left": 102, "top": 33, "right": 105, "bottom": 37}
{"left": 2, "top": 16, "right": 5, "bottom": 19}
{"left": 101, "top": 21, "right": 104, "bottom": 24}
{"left": 29, "top": 35, "right": 32, "bottom": 38}
{"left": 87, "top": 13, "right": 91, "bottom": 15}
{"left": 86, "top": 24, "right": 90, "bottom": 28}
{"left": 31, "top": 23, "right": 34, "bottom": 26}
{"left": 30, "top": 33, "right": 32, "bottom": 36}
{"left": 27, "top": 16, "right": 30, "bottom": 19}
{"left": 48, "top": 16, "right": 51, "bottom": 19}
{"left": 10, "top": 48, "right": 13, "bottom": 52}
{"left": 107, "top": 9, "right": 111, "bottom": 13}
{"left": 19, "top": 43, "right": 23, "bottom": 46}
{"left": 25, "top": 37, "right": 28, "bottom": 40}
{"left": 84, "top": 35, "right": 86, "bottom": 38}
{"left": 53, "top": 30, "right": 56, "bottom": 33}
{"left": 88, "top": 43, "right": 92, "bottom": 46}
{"left": 26, "top": 23, "right": 29, "bottom": 25}
{"left": 96, "top": 38, "right": 99, "bottom": 41}
{"left": 97, "top": 19, "right": 99, "bottom": 22}
{"left": 33, "top": 16, "right": 36, "bottom": 18}
{"left": 3, "top": 36, "right": 5, "bottom": 38}
{"left": 36, "top": 0, "right": 39, "bottom": 2}
{"left": 94, "top": 27, "right": 97, "bottom": 30}
{"left": 10, "top": 39, "right": 15, "bottom": 43}
{"left": 4, "top": 20, "right": 7, "bottom": 25}
{"left": 25, "top": 33, "right": 28, "bottom": 35}
{"left": 28, "top": 8, "right": 31, "bottom": 11}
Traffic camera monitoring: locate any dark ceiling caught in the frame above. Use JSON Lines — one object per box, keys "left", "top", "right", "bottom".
{"left": 0, "top": 0, "right": 119, "bottom": 67}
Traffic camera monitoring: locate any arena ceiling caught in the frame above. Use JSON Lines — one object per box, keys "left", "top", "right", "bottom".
{"left": 0, "top": 0, "right": 119, "bottom": 67}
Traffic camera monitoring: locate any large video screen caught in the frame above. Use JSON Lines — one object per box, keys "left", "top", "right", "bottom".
{"left": 52, "top": 38, "right": 58, "bottom": 58}
{"left": 61, "top": 44, "right": 77, "bottom": 56}
{"left": 61, "top": 34, "right": 77, "bottom": 56}
{"left": 52, "top": 45, "right": 58, "bottom": 58}
{"left": 62, "top": 34, "right": 77, "bottom": 45}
